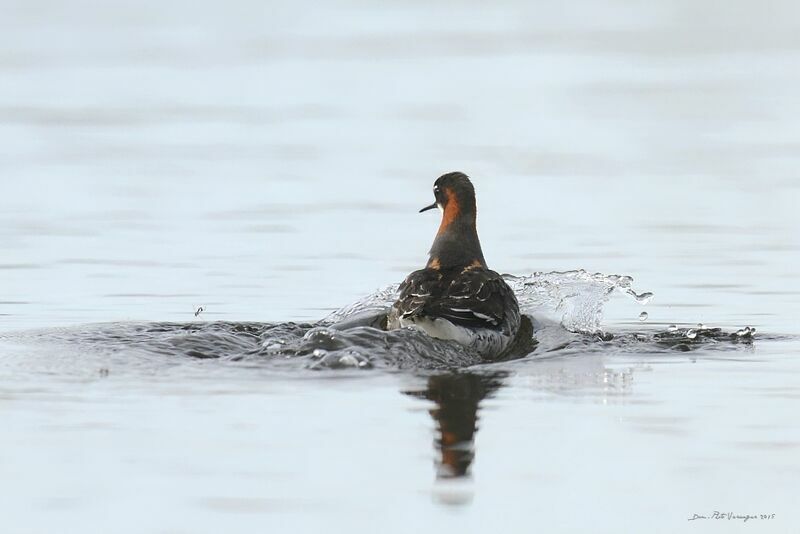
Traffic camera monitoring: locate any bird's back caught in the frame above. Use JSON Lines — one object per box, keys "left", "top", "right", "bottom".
{"left": 387, "top": 265, "right": 520, "bottom": 358}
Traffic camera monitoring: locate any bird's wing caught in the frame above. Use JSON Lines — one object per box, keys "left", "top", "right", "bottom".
{"left": 431, "top": 269, "right": 519, "bottom": 332}
{"left": 394, "top": 268, "right": 519, "bottom": 334}
{"left": 393, "top": 268, "right": 443, "bottom": 319}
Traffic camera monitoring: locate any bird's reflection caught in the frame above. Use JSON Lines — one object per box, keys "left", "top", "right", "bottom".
{"left": 405, "top": 371, "right": 506, "bottom": 480}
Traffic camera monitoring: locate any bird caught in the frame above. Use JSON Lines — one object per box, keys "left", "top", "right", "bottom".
{"left": 386, "top": 172, "right": 522, "bottom": 359}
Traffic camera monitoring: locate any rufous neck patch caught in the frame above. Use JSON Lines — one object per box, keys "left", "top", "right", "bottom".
{"left": 436, "top": 189, "right": 461, "bottom": 236}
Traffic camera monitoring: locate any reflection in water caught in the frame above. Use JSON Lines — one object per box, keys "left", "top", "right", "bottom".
{"left": 405, "top": 372, "right": 506, "bottom": 482}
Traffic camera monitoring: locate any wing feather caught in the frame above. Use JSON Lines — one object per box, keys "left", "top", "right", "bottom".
{"left": 391, "top": 267, "right": 519, "bottom": 335}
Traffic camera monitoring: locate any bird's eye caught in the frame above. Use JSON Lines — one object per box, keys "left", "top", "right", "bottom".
{"left": 434, "top": 186, "right": 440, "bottom": 195}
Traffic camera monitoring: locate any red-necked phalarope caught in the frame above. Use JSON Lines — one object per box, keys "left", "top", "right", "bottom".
{"left": 387, "top": 172, "right": 521, "bottom": 358}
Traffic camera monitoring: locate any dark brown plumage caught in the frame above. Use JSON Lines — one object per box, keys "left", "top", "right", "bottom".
{"left": 393, "top": 265, "right": 519, "bottom": 335}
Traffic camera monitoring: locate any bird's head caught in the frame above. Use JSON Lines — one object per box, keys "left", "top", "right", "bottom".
{"left": 419, "top": 172, "right": 477, "bottom": 229}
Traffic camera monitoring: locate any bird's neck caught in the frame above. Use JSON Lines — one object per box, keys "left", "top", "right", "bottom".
{"left": 427, "top": 218, "right": 487, "bottom": 270}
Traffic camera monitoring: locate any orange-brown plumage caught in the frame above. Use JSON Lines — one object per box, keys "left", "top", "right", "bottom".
{"left": 436, "top": 188, "right": 461, "bottom": 237}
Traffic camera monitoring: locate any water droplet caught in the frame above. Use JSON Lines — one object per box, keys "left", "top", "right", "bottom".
{"left": 668, "top": 324, "right": 678, "bottom": 332}
{"left": 339, "top": 354, "right": 359, "bottom": 367}
{"left": 686, "top": 329, "right": 697, "bottom": 339}
{"left": 638, "top": 312, "right": 648, "bottom": 321}
{"left": 626, "top": 289, "right": 654, "bottom": 304}
{"left": 312, "top": 348, "right": 327, "bottom": 358}
{"left": 735, "top": 326, "right": 756, "bottom": 338}
{"left": 697, "top": 323, "right": 706, "bottom": 329}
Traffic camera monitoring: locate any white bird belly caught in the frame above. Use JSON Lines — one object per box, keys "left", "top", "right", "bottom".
{"left": 396, "top": 316, "right": 510, "bottom": 356}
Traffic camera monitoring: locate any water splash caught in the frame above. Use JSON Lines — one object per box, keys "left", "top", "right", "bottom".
{"left": 323, "top": 284, "right": 400, "bottom": 324}
{"left": 650, "top": 325, "right": 758, "bottom": 352}
{"left": 325, "top": 270, "right": 654, "bottom": 334}
{"left": 6, "top": 271, "right": 767, "bottom": 373}
{"left": 505, "top": 270, "right": 654, "bottom": 333}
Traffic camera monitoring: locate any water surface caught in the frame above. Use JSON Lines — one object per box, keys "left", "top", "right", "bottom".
{"left": 1, "top": 1, "right": 799, "bottom": 533}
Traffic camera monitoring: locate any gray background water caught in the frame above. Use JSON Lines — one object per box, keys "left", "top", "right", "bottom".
{"left": 1, "top": 1, "right": 799, "bottom": 533}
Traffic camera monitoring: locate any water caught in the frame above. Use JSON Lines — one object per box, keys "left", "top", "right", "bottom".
{"left": 2, "top": 0, "right": 800, "bottom": 532}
